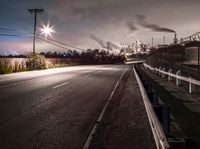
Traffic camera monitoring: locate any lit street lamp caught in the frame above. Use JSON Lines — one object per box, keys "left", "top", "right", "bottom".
{"left": 40, "top": 23, "right": 55, "bottom": 38}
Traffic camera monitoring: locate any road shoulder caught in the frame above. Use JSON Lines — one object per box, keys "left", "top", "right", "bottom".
{"left": 89, "top": 66, "right": 156, "bottom": 149}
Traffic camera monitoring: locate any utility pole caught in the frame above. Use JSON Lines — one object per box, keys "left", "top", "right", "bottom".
{"left": 151, "top": 37, "right": 154, "bottom": 47}
{"left": 163, "top": 36, "right": 166, "bottom": 45}
{"left": 28, "top": 9, "right": 44, "bottom": 55}
{"left": 107, "top": 42, "right": 110, "bottom": 51}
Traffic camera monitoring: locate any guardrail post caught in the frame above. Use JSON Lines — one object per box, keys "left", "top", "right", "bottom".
{"left": 168, "top": 69, "right": 172, "bottom": 81}
{"left": 159, "top": 67, "right": 162, "bottom": 76}
{"left": 162, "top": 104, "right": 170, "bottom": 136}
{"left": 154, "top": 67, "right": 157, "bottom": 74}
{"left": 176, "top": 70, "right": 181, "bottom": 86}
{"left": 143, "top": 63, "right": 146, "bottom": 69}
{"left": 153, "top": 105, "right": 162, "bottom": 122}
{"left": 189, "top": 77, "right": 196, "bottom": 93}
{"left": 143, "top": 80, "right": 149, "bottom": 91}
{"left": 162, "top": 68, "right": 166, "bottom": 78}
{"left": 147, "top": 90, "right": 154, "bottom": 103}
{"left": 153, "top": 68, "right": 156, "bottom": 73}
{"left": 152, "top": 90, "right": 159, "bottom": 105}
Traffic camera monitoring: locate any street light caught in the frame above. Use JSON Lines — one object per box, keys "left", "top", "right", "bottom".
{"left": 40, "top": 23, "right": 55, "bottom": 38}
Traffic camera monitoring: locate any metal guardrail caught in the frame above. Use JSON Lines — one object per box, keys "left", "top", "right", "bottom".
{"left": 133, "top": 66, "right": 170, "bottom": 149}
{"left": 144, "top": 63, "right": 200, "bottom": 93}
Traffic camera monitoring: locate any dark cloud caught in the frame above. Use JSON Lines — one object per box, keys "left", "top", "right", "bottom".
{"left": 1, "top": 0, "right": 200, "bottom": 52}
{"left": 136, "top": 15, "right": 175, "bottom": 33}
{"left": 73, "top": 7, "right": 89, "bottom": 16}
{"left": 72, "top": 5, "right": 96, "bottom": 16}
{"left": 126, "top": 21, "right": 137, "bottom": 31}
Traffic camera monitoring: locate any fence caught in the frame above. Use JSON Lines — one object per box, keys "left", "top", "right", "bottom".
{"left": 144, "top": 63, "right": 200, "bottom": 93}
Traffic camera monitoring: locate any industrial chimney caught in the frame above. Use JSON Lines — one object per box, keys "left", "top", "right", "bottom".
{"left": 163, "top": 36, "right": 165, "bottom": 45}
{"left": 174, "top": 33, "right": 178, "bottom": 44}
{"left": 107, "top": 42, "right": 110, "bottom": 51}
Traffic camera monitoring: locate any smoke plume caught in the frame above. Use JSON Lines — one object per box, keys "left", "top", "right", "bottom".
{"left": 90, "top": 34, "right": 107, "bottom": 49}
{"left": 126, "top": 21, "right": 137, "bottom": 31}
{"left": 109, "top": 42, "right": 120, "bottom": 49}
{"left": 90, "top": 34, "right": 120, "bottom": 50}
{"left": 136, "top": 15, "right": 175, "bottom": 33}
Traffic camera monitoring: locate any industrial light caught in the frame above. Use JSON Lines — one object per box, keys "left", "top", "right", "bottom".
{"left": 40, "top": 23, "right": 55, "bottom": 38}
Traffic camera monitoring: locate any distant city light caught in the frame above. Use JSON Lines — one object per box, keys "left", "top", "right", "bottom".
{"left": 40, "top": 23, "right": 55, "bottom": 38}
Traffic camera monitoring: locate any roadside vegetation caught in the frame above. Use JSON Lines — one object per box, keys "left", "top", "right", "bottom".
{"left": 0, "top": 49, "right": 127, "bottom": 74}
{"left": 26, "top": 53, "right": 46, "bottom": 70}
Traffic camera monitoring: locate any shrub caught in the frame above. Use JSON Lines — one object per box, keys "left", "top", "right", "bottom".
{"left": 0, "top": 63, "right": 13, "bottom": 74}
{"left": 26, "top": 53, "right": 46, "bottom": 70}
{"left": 120, "top": 54, "right": 128, "bottom": 62}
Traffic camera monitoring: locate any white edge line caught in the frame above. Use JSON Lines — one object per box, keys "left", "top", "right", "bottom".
{"left": 0, "top": 78, "right": 19, "bottom": 82}
{"left": 53, "top": 82, "right": 69, "bottom": 89}
{"left": 82, "top": 68, "right": 127, "bottom": 149}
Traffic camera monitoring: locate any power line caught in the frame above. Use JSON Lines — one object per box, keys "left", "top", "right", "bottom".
{"left": 0, "top": 26, "right": 85, "bottom": 51}
{"left": 0, "top": 27, "right": 15, "bottom": 31}
{"left": 0, "top": 32, "right": 33, "bottom": 38}
{"left": 0, "top": 33, "right": 20, "bottom": 37}
{"left": 37, "top": 36, "right": 72, "bottom": 51}
{"left": 0, "top": 26, "right": 33, "bottom": 37}
{"left": 37, "top": 35, "right": 85, "bottom": 51}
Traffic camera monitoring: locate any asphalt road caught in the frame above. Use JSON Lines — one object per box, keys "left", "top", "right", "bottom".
{"left": 0, "top": 64, "right": 127, "bottom": 149}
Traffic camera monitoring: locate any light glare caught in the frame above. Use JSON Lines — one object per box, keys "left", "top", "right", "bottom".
{"left": 40, "top": 23, "right": 55, "bottom": 38}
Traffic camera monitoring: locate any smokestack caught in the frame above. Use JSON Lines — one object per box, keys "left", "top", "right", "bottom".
{"left": 151, "top": 37, "right": 154, "bottom": 47}
{"left": 163, "top": 36, "right": 165, "bottom": 44}
{"left": 132, "top": 43, "right": 134, "bottom": 49}
{"left": 135, "top": 40, "right": 138, "bottom": 53}
{"left": 174, "top": 33, "right": 178, "bottom": 44}
{"left": 107, "top": 42, "right": 110, "bottom": 51}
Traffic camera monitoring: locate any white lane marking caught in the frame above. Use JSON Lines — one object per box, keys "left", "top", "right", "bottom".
{"left": 82, "top": 67, "right": 127, "bottom": 149}
{"left": 0, "top": 78, "right": 15, "bottom": 82}
{"left": 53, "top": 82, "right": 69, "bottom": 89}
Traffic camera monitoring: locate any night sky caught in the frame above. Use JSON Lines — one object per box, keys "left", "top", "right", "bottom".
{"left": 0, "top": 0, "right": 200, "bottom": 54}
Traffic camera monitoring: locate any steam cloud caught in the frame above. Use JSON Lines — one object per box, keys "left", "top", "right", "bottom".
{"left": 136, "top": 15, "right": 175, "bottom": 33}
{"left": 90, "top": 34, "right": 120, "bottom": 50}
